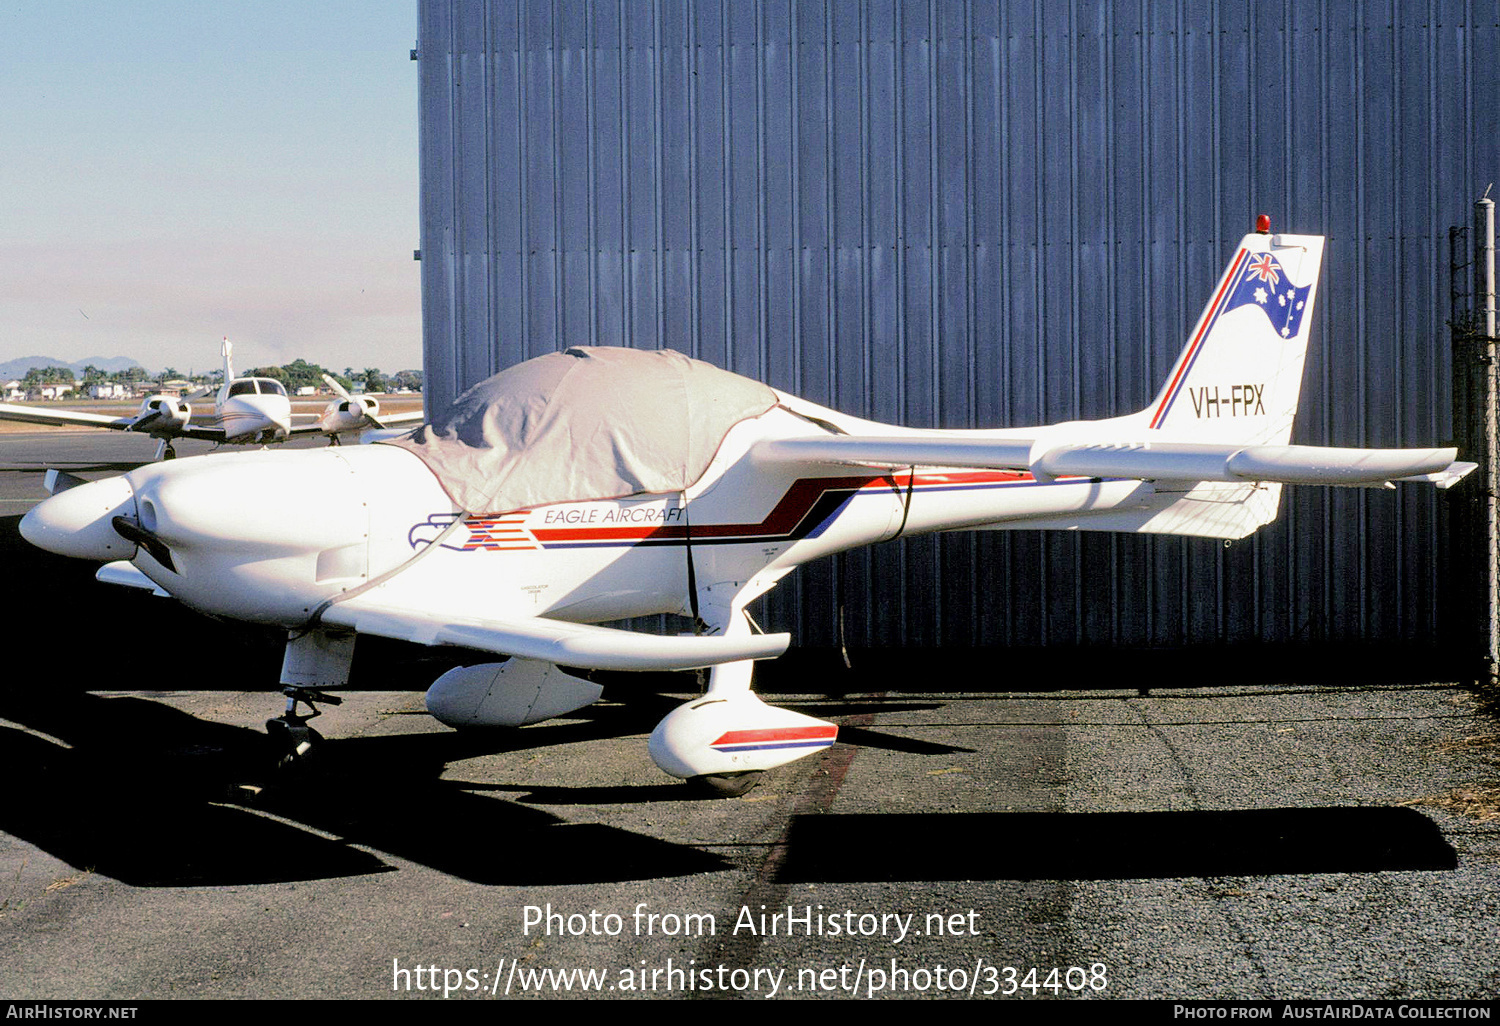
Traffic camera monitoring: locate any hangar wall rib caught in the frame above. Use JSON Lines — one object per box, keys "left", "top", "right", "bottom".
{"left": 417, "top": 0, "right": 1500, "bottom": 653}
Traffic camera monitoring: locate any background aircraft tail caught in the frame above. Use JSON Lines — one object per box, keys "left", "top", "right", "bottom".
{"left": 1143, "top": 225, "right": 1324, "bottom": 445}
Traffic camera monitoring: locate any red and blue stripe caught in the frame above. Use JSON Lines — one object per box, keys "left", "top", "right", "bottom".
{"left": 1147, "top": 247, "right": 1250, "bottom": 430}
{"left": 710, "top": 725, "right": 839, "bottom": 753}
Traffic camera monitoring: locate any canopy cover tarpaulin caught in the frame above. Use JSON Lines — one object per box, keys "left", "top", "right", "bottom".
{"left": 387, "top": 346, "right": 779, "bottom": 515}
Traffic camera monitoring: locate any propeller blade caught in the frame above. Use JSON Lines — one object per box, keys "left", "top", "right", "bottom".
{"left": 321, "top": 373, "right": 353, "bottom": 402}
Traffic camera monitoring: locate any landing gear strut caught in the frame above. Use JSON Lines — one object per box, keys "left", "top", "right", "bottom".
{"left": 265, "top": 686, "right": 342, "bottom": 769}
{"left": 266, "top": 629, "right": 356, "bottom": 769}
{"left": 647, "top": 595, "right": 837, "bottom": 796}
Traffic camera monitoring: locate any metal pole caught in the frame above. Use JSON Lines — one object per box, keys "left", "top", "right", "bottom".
{"left": 1449, "top": 226, "right": 1472, "bottom": 671}
{"left": 1479, "top": 196, "right": 1497, "bottom": 338}
{"left": 1476, "top": 196, "right": 1498, "bottom": 681}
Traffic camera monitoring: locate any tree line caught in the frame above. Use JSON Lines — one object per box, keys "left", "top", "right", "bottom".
{"left": 16, "top": 362, "right": 422, "bottom": 394}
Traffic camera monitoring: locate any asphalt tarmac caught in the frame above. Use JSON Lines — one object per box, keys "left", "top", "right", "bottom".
{"left": 0, "top": 432, "right": 1496, "bottom": 1001}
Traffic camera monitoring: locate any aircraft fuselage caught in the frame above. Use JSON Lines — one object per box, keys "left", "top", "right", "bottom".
{"left": 22, "top": 403, "right": 1185, "bottom": 635}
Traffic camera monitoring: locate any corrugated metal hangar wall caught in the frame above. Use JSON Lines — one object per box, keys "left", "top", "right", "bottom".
{"left": 416, "top": 0, "right": 1500, "bottom": 657}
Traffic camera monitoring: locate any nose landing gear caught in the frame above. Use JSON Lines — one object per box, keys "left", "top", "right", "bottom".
{"left": 265, "top": 686, "right": 342, "bottom": 770}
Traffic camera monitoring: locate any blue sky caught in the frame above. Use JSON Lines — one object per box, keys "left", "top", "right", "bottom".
{"left": 0, "top": 1, "right": 422, "bottom": 376}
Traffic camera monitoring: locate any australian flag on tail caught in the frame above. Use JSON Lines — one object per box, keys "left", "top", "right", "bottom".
{"left": 1223, "top": 251, "right": 1311, "bottom": 339}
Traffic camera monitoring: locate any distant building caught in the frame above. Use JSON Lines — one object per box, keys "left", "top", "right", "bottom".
{"left": 88, "top": 383, "right": 128, "bottom": 400}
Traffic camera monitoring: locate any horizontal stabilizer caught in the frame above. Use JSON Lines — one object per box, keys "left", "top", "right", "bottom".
{"left": 320, "top": 596, "right": 789, "bottom": 671}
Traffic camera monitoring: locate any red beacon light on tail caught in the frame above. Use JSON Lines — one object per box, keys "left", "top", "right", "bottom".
{"left": 1255, "top": 213, "right": 1271, "bottom": 234}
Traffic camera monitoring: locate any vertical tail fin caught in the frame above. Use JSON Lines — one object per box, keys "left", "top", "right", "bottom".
{"left": 1145, "top": 226, "right": 1324, "bottom": 444}
{"left": 221, "top": 337, "right": 235, "bottom": 383}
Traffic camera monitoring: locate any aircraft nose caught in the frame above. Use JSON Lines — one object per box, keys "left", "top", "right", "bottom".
{"left": 222, "top": 394, "right": 291, "bottom": 442}
{"left": 19, "top": 476, "right": 138, "bottom": 561}
{"left": 247, "top": 395, "right": 291, "bottom": 436}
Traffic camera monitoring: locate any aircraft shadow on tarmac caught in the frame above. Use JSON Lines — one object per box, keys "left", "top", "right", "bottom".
{"left": 774, "top": 809, "right": 1458, "bottom": 882}
{"left": 0, "top": 692, "right": 732, "bottom": 888}
{"left": 5, "top": 685, "right": 1458, "bottom": 889}
{"left": 0, "top": 680, "right": 971, "bottom": 890}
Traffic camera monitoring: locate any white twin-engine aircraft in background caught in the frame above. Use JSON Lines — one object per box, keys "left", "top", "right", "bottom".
{"left": 0, "top": 339, "right": 422, "bottom": 460}
{"left": 18, "top": 221, "right": 1475, "bottom": 795}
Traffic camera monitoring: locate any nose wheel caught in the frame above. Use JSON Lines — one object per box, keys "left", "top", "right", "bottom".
{"left": 687, "top": 772, "right": 765, "bottom": 798}
{"left": 265, "top": 687, "right": 341, "bottom": 770}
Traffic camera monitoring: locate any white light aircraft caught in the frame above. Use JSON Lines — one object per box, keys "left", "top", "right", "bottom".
{"left": 0, "top": 339, "right": 421, "bottom": 459}
{"left": 18, "top": 221, "right": 1475, "bottom": 795}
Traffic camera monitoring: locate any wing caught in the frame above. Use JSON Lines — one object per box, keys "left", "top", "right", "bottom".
{"left": 0, "top": 402, "right": 227, "bottom": 441}
{"left": 286, "top": 409, "right": 425, "bottom": 436}
{"left": 0, "top": 403, "right": 137, "bottom": 430}
{"left": 319, "top": 594, "right": 789, "bottom": 671}
{"left": 364, "top": 410, "right": 425, "bottom": 427}
{"left": 752, "top": 436, "right": 1475, "bottom": 489}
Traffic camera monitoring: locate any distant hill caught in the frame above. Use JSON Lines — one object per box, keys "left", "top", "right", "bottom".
{"left": 0, "top": 355, "right": 145, "bottom": 380}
